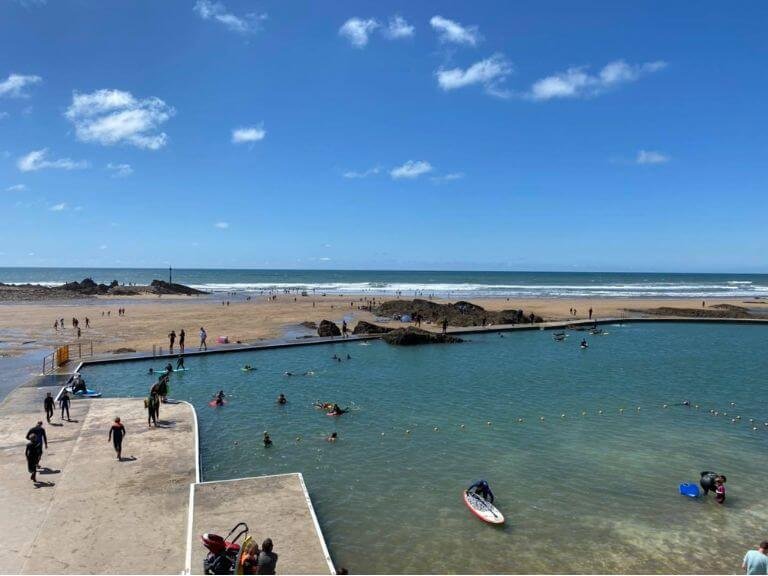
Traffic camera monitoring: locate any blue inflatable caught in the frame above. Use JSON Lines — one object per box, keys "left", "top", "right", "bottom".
{"left": 679, "top": 483, "right": 701, "bottom": 498}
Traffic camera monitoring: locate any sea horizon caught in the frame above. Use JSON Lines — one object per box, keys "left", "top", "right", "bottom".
{"left": 1, "top": 267, "right": 767, "bottom": 299}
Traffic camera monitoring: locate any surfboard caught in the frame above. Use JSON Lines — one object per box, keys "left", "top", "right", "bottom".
{"left": 65, "top": 386, "right": 102, "bottom": 398}
{"left": 241, "top": 367, "right": 256, "bottom": 372}
{"left": 463, "top": 490, "right": 505, "bottom": 524}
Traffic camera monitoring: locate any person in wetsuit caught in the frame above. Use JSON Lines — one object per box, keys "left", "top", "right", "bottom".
{"left": 157, "top": 376, "right": 169, "bottom": 404}
{"left": 176, "top": 355, "right": 185, "bottom": 370}
{"left": 215, "top": 390, "right": 225, "bottom": 406}
{"left": 108, "top": 417, "right": 126, "bottom": 460}
{"left": 26, "top": 421, "right": 48, "bottom": 466}
{"left": 164, "top": 362, "right": 173, "bottom": 374}
{"left": 43, "top": 392, "right": 55, "bottom": 423}
{"left": 466, "top": 479, "right": 495, "bottom": 503}
{"left": 328, "top": 404, "right": 347, "bottom": 416}
{"left": 25, "top": 439, "right": 40, "bottom": 482}
{"left": 263, "top": 431, "right": 272, "bottom": 447}
{"left": 277, "top": 394, "right": 287, "bottom": 405}
{"left": 147, "top": 394, "right": 158, "bottom": 427}
{"left": 59, "top": 390, "right": 71, "bottom": 420}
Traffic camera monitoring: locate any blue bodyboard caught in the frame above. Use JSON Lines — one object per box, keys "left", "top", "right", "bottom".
{"left": 679, "top": 483, "right": 700, "bottom": 498}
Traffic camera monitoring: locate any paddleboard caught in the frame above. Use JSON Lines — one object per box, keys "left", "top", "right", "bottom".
{"left": 463, "top": 490, "right": 504, "bottom": 524}
{"left": 65, "top": 386, "right": 102, "bottom": 398}
{"left": 241, "top": 368, "right": 256, "bottom": 372}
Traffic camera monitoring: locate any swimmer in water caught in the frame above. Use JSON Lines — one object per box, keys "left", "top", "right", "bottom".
{"left": 580, "top": 339, "right": 588, "bottom": 348}
{"left": 164, "top": 362, "right": 173, "bottom": 373}
{"left": 215, "top": 390, "right": 225, "bottom": 406}
{"left": 327, "top": 432, "right": 338, "bottom": 443}
{"left": 243, "top": 364, "right": 254, "bottom": 371}
{"left": 277, "top": 394, "right": 287, "bottom": 405}
{"left": 148, "top": 367, "right": 154, "bottom": 375}
{"left": 346, "top": 354, "right": 351, "bottom": 360}
{"left": 284, "top": 371, "right": 294, "bottom": 377}
{"left": 328, "top": 403, "right": 348, "bottom": 416}
{"left": 263, "top": 431, "right": 272, "bottom": 447}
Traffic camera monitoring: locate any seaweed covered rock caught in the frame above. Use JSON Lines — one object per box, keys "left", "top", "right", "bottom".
{"left": 149, "top": 279, "right": 207, "bottom": 295}
{"left": 318, "top": 320, "right": 341, "bottom": 337}
{"left": 374, "top": 298, "right": 542, "bottom": 326}
{"left": 62, "top": 278, "right": 110, "bottom": 295}
{"left": 352, "top": 321, "right": 393, "bottom": 335}
{"left": 382, "top": 327, "right": 463, "bottom": 346}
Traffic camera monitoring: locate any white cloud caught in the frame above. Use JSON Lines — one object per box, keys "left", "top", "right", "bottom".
{"left": 390, "top": 160, "right": 433, "bottom": 180}
{"left": 0, "top": 73, "right": 42, "bottom": 98}
{"left": 436, "top": 54, "right": 512, "bottom": 96}
{"left": 232, "top": 126, "right": 266, "bottom": 144}
{"left": 432, "top": 172, "right": 465, "bottom": 182}
{"left": 636, "top": 150, "right": 670, "bottom": 165}
{"left": 65, "top": 89, "right": 175, "bottom": 150}
{"left": 49, "top": 202, "right": 66, "bottom": 212}
{"left": 194, "top": 0, "right": 266, "bottom": 34}
{"left": 99, "top": 244, "right": 107, "bottom": 250}
{"left": 17, "top": 149, "right": 88, "bottom": 172}
{"left": 384, "top": 15, "right": 414, "bottom": 39}
{"left": 430, "top": 15, "right": 481, "bottom": 46}
{"left": 106, "top": 162, "right": 133, "bottom": 177}
{"left": 343, "top": 166, "right": 380, "bottom": 179}
{"left": 339, "top": 17, "right": 379, "bottom": 48}
{"left": 214, "top": 221, "right": 230, "bottom": 229}
{"left": 5, "top": 184, "right": 26, "bottom": 192}
{"left": 319, "top": 257, "right": 332, "bottom": 262}
{"left": 528, "top": 60, "right": 667, "bottom": 101}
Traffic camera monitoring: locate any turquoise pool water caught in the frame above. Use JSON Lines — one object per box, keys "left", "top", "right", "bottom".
{"left": 82, "top": 323, "right": 768, "bottom": 574}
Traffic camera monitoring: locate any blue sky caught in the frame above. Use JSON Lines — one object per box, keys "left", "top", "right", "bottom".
{"left": 0, "top": 0, "right": 766, "bottom": 272}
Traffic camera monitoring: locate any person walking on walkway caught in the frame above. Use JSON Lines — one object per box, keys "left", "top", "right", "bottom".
{"left": 147, "top": 394, "right": 157, "bottom": 427}
{"left": 26, "top": 421, "right": 47, "bottom": 466}
{"left": 108, "top": 417, "right": 126, "bottom": 460}
{"left": 25, "top": 438, "right": 40, "bottom": 483}
{"left": 179, "top": 329, "right": 185, "bottom": 353}
{"left": 199, "top": 327, "right": 207, "bottom": 351}
{"left": 59, "top": 390, "right": 71, "bottom": 421}
{"left": 589, "top": 307, "right": 593, "bottom": 319}
{"left": 43, "top": 392, "right": 55, "bottom": 423}
{"left": 742, "top": 541, "right": 768, "bottom": 575}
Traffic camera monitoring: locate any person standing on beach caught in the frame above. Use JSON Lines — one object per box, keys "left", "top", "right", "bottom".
{"left": 54, "top": 320, "right": 58, "bottom": 331}
{"left": 179, "top": 329, "right": 185, "bottom": 353}
{"left": 169, "top": 330, "right": 176, "bottom": 353}
{"left": 85, "top": 317, "right": 90, "bottom": 328}
{"left": 59, "top": 390, "right": 71, "bottom": 421}
{"left": 742, "top": 542, "right": 768, "bottom": 575}
{"left": 199, "top": 327, "right": 207, "bottom": 351}
{"left": 43, "top": 392, "right": 55, "bottom": 423}
{"left": 342, "top": 320, "right": 348, "bottom": 338}
{"left": 146, "top": 394, "right": 157, "bottom": 427}
{"left": 589, "top": 308, "right": 593, "bottom": 320}
{"left": 25, "top": 439, "right": 40, "bottom": 483}
{"left": 441, "top": 319, "right": 448, "bottom": 334}
{"left": 108, "top": 417, "right": 126, "bottom": 460}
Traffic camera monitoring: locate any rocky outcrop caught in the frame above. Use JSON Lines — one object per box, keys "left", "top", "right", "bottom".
{"left": 318, "top": 320, "right": 341, "bottom": 337}
{"left": 382, "top": 327, "right": 463, "bottom": 346}
{"left": 62, "top": 278, "right": 112, "bottom": 295}
{"left": 352, "top": 320, "right": 393, "bottom": 335}
{"left": 626, "top": 305, "right": 759, "bottom": 319}
{"left": 374, "top": 298, "right": 542, "bottom": 326}
{"left": 149, "top": 279, "right": 207, "bottom": 295}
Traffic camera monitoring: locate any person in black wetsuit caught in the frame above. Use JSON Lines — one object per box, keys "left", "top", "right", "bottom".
{"left": 147, "top": 394, "right": 157, "bottom": 427}
{"left": 328, "top": 403, "right": 348, "bottom": 416}
{"left": 26, "top": 421, "right": 47, "bottom": 465}
{"left": 108, "top": 417, "right": 126, "bottom": 460}
{"left": 263, "top": 431, "right": 272, "bottom": 447}
{"left": 277, "top": 394, "right": 287, "bottom": 405}
{"left": 59, "top": 390, "right": 71, "bottom": 421}
{"left": 43, "top": 392, "right": 54, "bottom": 423}
{"left": 466, "top": 479, "right": 495, "bottom": 503}
{"left": 176, "top": 355, "right": 185, "bottom": 370}
{"left": 25, "top": 439, "right": 40, "bottom": 482}
{"left": 215, "top": 390, "right": 225, "bottom": 406}
{"left": 164, "top": 362, "right": 173, "bottom": 374}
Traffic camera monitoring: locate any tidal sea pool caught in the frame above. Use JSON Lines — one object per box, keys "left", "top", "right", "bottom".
{"left": 82, "top": 323, "right": 768, "bottom": 574}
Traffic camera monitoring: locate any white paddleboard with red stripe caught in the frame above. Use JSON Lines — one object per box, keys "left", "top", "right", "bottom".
{"left": 463, "top": 490, "right": 505, "bottom": 524}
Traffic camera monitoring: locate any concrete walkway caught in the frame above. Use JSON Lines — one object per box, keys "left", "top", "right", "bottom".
{"left": 190, "top": 474, "right": 334, "bottom": 575}
{"left": 0, "top": 386, "right": 196, "bottom": 574}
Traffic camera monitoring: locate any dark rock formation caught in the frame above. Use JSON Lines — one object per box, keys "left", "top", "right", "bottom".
{"left": 111, "top": 347, "right": 136, "bottom": 354}
{"left": 374, "top": 298, "right": 542, "bottom": 327}
{"left": 382, "top": 327, "right": 463, "bottom": 346}
{"left": 62, "top": 278, "right": 111, "bottom": 295}
{"left": 318, "top": 320, "right": 341, "bottom": 337}
{"left": 352, "top": 320, "right": 393, "bottom": 335}
{"left": 626, "top": 305, "right": 759, "bottom": 319}
{"left": 149, "top": 279, "right": 207, "bottom": 295}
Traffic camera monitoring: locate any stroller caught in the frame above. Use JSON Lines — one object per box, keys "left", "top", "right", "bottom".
{"left": 201, "top": 522, "right": 249, "bottom": 575}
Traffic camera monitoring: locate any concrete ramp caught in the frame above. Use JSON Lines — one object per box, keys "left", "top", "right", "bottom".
{"left": 189, "top": 474, "right": 334, "bottom": 575}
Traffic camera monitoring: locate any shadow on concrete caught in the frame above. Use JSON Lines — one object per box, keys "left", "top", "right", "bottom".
{"left": 118, "top": 456, "right": 138, "bottom": 462}
{"left": 33, "top": 481, "right": 55, "bottom": 488}
{"left": 38, "top": 467, "right": 60, "bottom": 475}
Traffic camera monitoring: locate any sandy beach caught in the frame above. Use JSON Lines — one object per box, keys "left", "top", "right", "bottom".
{"left": 1, "top": 293, "right": 766, "bottom": 361}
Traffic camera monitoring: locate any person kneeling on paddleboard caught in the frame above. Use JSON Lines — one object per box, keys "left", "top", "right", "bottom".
{"left": 467, "top": 479, "right": 494, "bottom": 503}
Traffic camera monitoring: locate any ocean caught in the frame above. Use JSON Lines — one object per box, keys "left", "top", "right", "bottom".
{"left": 1, "top": 268, "right": 767, "bottom": 299}
{"left": 82, "top": 323, "right": 768, "bottom": 573}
